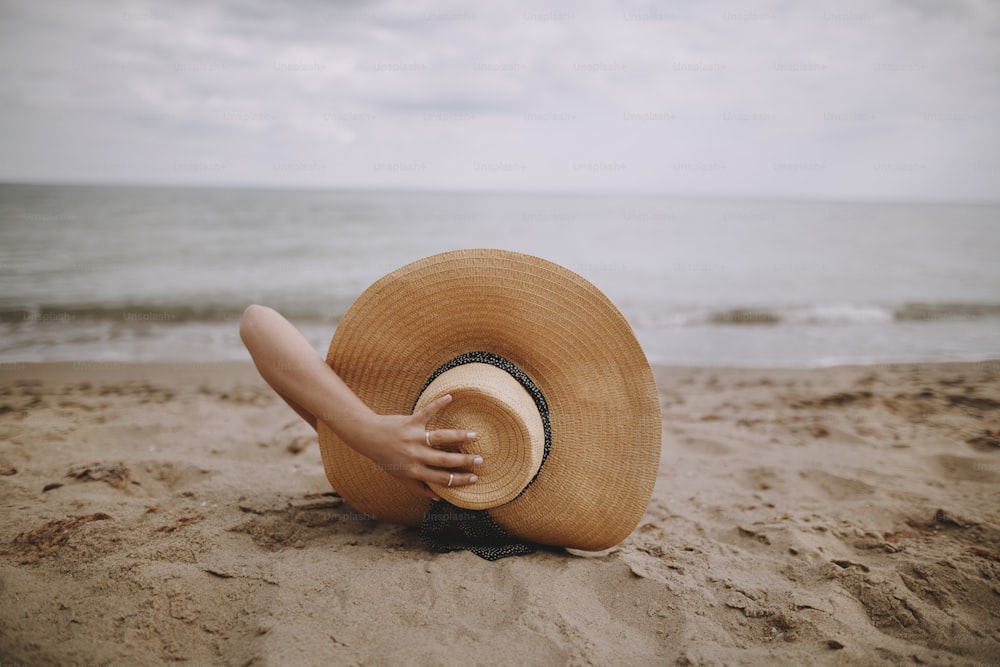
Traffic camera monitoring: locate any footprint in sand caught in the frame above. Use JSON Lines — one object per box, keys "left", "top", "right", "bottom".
{"left": 679, "top": 434, "right": 733, "bottom": 456}
{"left": 926, "top": 454, "right": 1000, "bottom": 483}
{"left": 135, "top": 460, "right": 214, "bottom": 493}
{"left": 802, "top": 469, "right": 876, "bottom": 501}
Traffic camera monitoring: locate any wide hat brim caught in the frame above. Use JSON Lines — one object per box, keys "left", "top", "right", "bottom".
{"left": 317, "top": 248, "right": 661, "bottom": 551}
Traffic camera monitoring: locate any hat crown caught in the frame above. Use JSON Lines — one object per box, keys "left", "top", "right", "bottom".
{"left": 414, "top": 362, "right": 545, "bottom": 510}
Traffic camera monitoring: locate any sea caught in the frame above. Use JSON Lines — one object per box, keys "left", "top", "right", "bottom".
{"left": 1, "top": 183, "right": 998, "bottom": 368}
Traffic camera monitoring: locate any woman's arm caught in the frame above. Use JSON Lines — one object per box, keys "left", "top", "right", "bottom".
{"left": 239, "top": 304, "right": 481, "bottom": 500}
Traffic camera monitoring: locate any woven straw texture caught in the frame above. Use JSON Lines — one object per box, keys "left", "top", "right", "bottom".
{"left": 316, "top": 249, "right": 661, "bottom": 551}
{"left": 413, "top": 363, "right": 545, "bottom": 510}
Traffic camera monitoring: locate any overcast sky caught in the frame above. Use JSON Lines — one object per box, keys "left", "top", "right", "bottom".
{"left": 1, "top": 0, "right": 997, "bottom": 201}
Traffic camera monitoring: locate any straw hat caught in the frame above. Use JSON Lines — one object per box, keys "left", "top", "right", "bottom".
{"left": 317, "top": 249, "right": 661, "bottom": 553}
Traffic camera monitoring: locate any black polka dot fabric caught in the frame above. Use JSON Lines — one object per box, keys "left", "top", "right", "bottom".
{"left": 416, "top": 351, "right": 551, "bottom": 560}
{"left": 420, "top": 499, "right": 536, "bottom": 560}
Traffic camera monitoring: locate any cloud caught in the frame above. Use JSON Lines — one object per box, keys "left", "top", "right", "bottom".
{"left": 0, "top": 0, "right": 997, "bottom": 199}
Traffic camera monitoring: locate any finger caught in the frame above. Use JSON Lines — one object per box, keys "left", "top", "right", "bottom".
{"left": 427, "top": 428, "right": 477, "bottom": 447}
{"left": 419, "top": 448, "right": 483, "bottom": 470}
{"left": 412, "top": 393, "right": 452, "bottom": 423}
{"left": 431, "top": 470, "right": 479, "bottom": 488}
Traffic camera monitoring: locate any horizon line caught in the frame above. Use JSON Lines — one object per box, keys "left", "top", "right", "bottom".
{"left": 1, "top": 178, "right": 998, "bottom": 207}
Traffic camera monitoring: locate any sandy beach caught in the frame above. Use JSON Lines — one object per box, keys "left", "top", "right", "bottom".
{"left": 1, "top": 359, "right": 998, "bottom": 665}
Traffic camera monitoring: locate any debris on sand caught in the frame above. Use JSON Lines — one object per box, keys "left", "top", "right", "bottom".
{"left": 155, "top": 510, "right": 205, "bottom": 533}
{"left": 66, "top": 462, "right": 131, "bottom": 489}
{"left": 12, "top": 513, "right": 113, "bottom": 563}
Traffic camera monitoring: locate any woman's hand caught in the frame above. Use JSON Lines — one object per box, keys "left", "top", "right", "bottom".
{"left": 347, "top": 394, "right": 482, "bottom": 501}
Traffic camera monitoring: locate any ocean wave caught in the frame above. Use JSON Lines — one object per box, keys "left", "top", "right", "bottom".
{"left": 707, "top": 304, "right": 894, "bottom": 326}
{"left": 0, "top": 303, "right": 338, "bottom": 326}
{"left": 892, "top": 302, "right": 1000, "bottom": 322}
{"left": 636, "top": 302, "right": 1000, "bottom": 328}
{"left": 3, "top": 301, "right": 1000, "bottom": 330}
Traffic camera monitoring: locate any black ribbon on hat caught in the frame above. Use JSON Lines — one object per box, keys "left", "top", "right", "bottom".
{"left": 415, "top": 351, "right": 551, "bottom": 561}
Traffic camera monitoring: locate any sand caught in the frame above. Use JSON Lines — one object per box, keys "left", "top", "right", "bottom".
{"left": 1, "top": 359, "right": 998, "bottom": 666}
